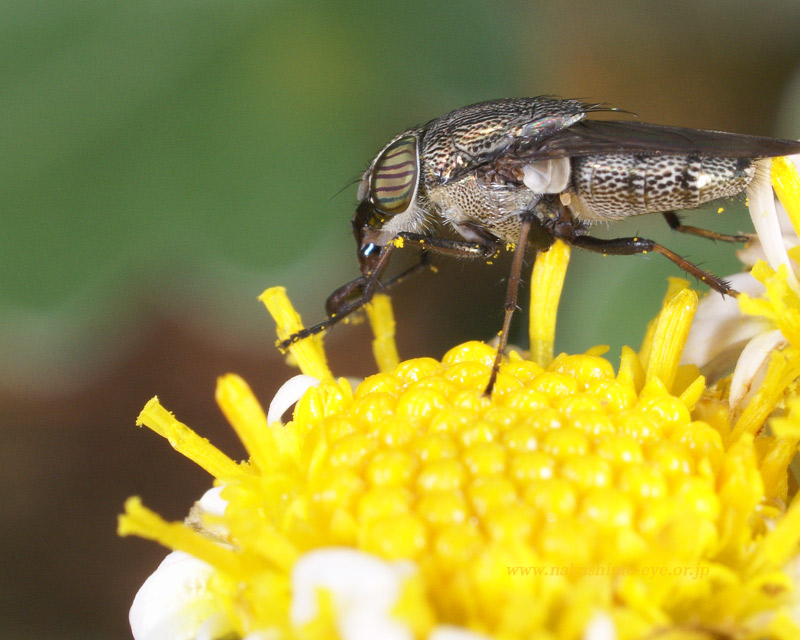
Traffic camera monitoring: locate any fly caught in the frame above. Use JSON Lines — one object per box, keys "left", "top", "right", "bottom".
{"left": 279, "top": 97, "right": 800, "bottom": 393}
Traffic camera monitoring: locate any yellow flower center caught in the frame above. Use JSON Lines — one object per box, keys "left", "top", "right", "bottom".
{"left": 119, "top": 160, "right": 800, "bottom": 640}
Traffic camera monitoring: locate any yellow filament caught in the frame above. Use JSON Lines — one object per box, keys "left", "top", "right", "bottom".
{"left": 260, "top": 287, "right": 333, "bottom": 381}
{"left": 366, "top": 293, "right": 400, "bottom": 373}
{"left": 529, "top": 239, "right": 570, "bottom": 367}
{"left": 137, "top": 397, "right": 243, "bottom": 479}
{"left": 215, "top": 374, "right": 272, "bottom": 474}
{"left": 772, "top": 157, "right": 800, "bottom": 239}
{"left": 730, "top": 347, "right": 800, "bottom": 444}
{"left": 645, "top": 288, "right": 698, "bottom": 392}
{"left": 118, "top": 497, "right": 250, "bottom": 578}
{"left": 639, "top": 278, "right": 690, "bottom": 370}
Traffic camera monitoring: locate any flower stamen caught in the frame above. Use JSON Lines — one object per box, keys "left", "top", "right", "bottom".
{"left": 366, "top": 292, "right": 400, "bottom": 374}
{"left": 529, "top": 238, "right": 570, "bottom": 367}
{"left": 136, "top": 397, "right": 244, "bottom": 479}
{"left": 260, "top": 287, "right": 333, "bottom": 381}
{"left": 644, "top": 286, "right": 698, "bottom": 392}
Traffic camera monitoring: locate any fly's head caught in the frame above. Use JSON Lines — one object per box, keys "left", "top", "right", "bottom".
{"left": 321, "top": 129, "right": 428, "bottom": 319}
{"left": 351, "top": 129, "right": 426, "bottom": 276}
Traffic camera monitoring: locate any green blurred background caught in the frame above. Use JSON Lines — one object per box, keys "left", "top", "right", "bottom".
{"left": 4, "top": 1, "right": 800, "bottom": 637}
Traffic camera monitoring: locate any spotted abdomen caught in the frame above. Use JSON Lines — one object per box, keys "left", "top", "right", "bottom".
{"left": 570, "top": 153, "right": 756, "bottom": 221}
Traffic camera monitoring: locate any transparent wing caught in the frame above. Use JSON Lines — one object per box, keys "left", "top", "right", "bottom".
{"left": 515, "top": 119, "right": 800, "bottom": 160}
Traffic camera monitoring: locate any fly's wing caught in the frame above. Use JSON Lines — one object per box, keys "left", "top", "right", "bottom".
{"left": 514, "top": 119, "right": 800, "bottom": 160}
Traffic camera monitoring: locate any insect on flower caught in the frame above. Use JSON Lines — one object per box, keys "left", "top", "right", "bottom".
{"left": 280, "top": 97, "right": 800, "bottom": 392}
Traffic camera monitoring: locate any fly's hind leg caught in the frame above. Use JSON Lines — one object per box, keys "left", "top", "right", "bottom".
{"left": 566, "top": 233, "right": 738, "bottom": 296}
{"left": 662, "top": 211, "right": 749, "bottom": 243}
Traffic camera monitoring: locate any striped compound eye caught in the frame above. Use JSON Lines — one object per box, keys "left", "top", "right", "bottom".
{"left": 369, "top": 135, "right": 420, "bottom": 216}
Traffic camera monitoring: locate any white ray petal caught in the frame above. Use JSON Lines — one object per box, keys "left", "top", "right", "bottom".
{"left": 196, "top": 486, "right": 227, "bottom": 518}
{"left": 130, "top": 551, "right": 225, "bottom": 640}
{"left": 290, "top": 548, "right": 416, "bottom": 640}
{"left": 428, "top": 626, "right": 493, "bottom": 640}
{"left": 746, "top": 159, "right": 800, "bottom": 294}
{"left": 729, "top": 329, "right": 788, "bottom": 411}
{"left": 582, "top": 613, "right": 617, "bottom": 640}
{"left": 267, "top": 374, "right": 320, "bottom": 425}
{"left": 681, "top": 273, "right": 771, "bottom": 380}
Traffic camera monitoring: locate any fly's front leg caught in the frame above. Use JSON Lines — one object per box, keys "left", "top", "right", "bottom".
{"left": 278, "top": 244, "right": 398, "bottom": 349}
{"left": 280, "top": 231, "right": 499, "bottom": 350}
{"left": 566, "top": 233, "right": 738, "bottom": 296}
{"left": 397, "top": 227, "right": 520, "bottom": 395}
{"left": 325, "top": 250, "right": 432, "bottom": 317}
{"left": 662, "top": 211, "right": 749, "bottom": 243}
{"left": 381, "top": 249, "right": 432, "bottom": 288}
{"left": 393, "top": 229, "right": 499, "bottom": 260}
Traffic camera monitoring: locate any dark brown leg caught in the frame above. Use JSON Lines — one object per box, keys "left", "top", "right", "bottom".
{"left": 567, "top": 233, "right": 738, "bottom": 296}
{"left": 279, "top": 243, "right": 399, "bottom": 349}
{"left": 485, "top": 215, "right": 534, "bottom": 395}
{"left": 280, "top": 233, "right": 500, "bottom": 350}
{"left": 662, "top": 211, "right": 749, "bottom": 243}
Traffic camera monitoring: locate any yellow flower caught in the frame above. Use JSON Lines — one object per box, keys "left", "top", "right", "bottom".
{"left": 683, "top": 157, "right": 800, "bottom": 411}
{"left": 120, "top": 161, "right": 800, "bottom": 640}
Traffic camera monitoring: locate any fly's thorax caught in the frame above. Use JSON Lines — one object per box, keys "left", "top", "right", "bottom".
{"left": 420, "top": 98, "right": 587, "bottom": 185}
{"left": 569, "top": 153, "right": 756, "bottom": 221}
{"left": 426, "top": 173, "right": 538, "bottom": 244}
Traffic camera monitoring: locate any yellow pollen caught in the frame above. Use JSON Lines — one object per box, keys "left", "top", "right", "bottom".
{"left": 136, "top": 397, "right": 245, "bottom": 479}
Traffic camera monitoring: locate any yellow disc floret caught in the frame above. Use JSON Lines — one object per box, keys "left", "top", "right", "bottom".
{"left": 121, "top": 323, "right": 800, "bottom": 639}
{"left": 119, "top": 163, "right": 800, "bottom": 640}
